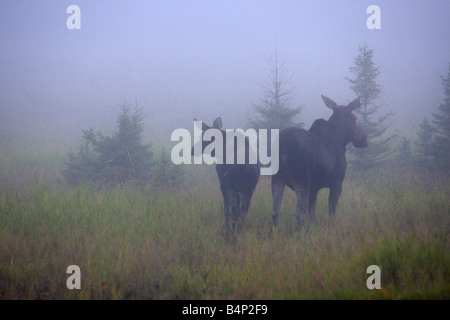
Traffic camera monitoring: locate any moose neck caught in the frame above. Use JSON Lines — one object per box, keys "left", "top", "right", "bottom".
{"left": 327, "top": 116, "right": 349, "bottom": 149}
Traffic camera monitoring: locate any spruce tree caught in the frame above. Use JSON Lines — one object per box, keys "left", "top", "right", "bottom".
{"left": 431, "top": 64, "right": 450, "bottom": 173}
{"left": 152, "top": 147, "right": 184, "bottom": 189}
{"left": 416, "top": 64, "right": 450, "bottom": 173}
{"left": 248, "top": 46, "right": 303, "bottom": 130}
{"left": 416, "top": 117, "right": 435, "bottom": 171}
{"left": 63, "top": 101, "right": 153, "bottom": 186}
{"left": 395, "top": 136, "right": 412, "bottom": 168}
{"left": 346, "top": 44, "right": 396, "bottom": 171}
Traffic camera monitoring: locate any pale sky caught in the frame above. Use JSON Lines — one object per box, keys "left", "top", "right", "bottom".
{"left": 0, "top": 0, "right": 449, "bottom": 146}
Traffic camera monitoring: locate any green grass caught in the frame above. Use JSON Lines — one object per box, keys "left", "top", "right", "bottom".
{"left": 0, "top": 148, "right": 448, "bottom": 299}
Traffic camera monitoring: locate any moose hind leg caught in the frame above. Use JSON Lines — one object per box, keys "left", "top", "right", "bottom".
{"left": 294, "top": 184, "right": 309, "bottom": 229}
{"left": 271, "top": 175, "right": 286, "bottom": 226}
{"left": 223, "top": 197, "right": 231, "bottom": 233}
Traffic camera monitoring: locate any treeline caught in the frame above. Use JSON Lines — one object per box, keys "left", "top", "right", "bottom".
{"left": 353, "top": 62, "right": 450, "bottom": 176}
{"left": 64, "top": 46, "right": 449, "bottom": 188}
{"left": 415, "top": 64, "right": 450, "bottom": 174}
{"left": 247, "top": 44, "right": 449, "bottom": 176}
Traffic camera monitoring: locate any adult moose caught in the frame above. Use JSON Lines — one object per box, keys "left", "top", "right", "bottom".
{"left": 271, "top": 95, "right": 367, "bottom": 228}
{"left": 192, "top": 117, "right": 260, "bottom": 233}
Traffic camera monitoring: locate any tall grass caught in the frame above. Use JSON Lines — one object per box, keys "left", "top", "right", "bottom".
{"left": 0, "top": 147, "right": 448, "bottom": 299}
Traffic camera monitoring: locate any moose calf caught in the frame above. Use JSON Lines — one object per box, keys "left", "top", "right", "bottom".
{"left": 192, "top": 117, "right": 260, "bottom": 233}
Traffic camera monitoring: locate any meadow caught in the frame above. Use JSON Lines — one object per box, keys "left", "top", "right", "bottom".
{"left": 0, "top": 147, "right": 448, "bottom": 299}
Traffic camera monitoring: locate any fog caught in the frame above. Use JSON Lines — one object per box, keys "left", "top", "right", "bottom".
{"left": 0, "top": 0, "right": 449, "bottom": 148}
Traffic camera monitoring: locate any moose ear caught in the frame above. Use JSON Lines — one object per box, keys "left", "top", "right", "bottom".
{"left": 194, "top": 118, "right": 210, "bottom": 131}
{"left": 213, "top": 117, "right": 223, "bottom": 129}
{"left": 347, "top": 97, "right": 361, "bottom": 111}
{"left": 321, "top": 95, "right": 337, "bottom": 110}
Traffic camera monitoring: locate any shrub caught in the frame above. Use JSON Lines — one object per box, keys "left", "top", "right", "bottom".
{"left": 152, "top": 146, "right": 184, "bottom": 189}
{"left": 63, "top": 104, "right": 153, "bottom": 186}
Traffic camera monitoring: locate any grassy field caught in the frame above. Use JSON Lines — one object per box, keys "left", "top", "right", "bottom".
{"left": 0, "top": 148, "right": 449, "bottom": 299}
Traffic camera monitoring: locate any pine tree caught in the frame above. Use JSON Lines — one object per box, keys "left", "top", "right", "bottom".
{"left": 346, "top": 44, "right": 396, "bottom": 171}
{"left": 248, "top": 45, "right": 303, "bottom": 130}
{"left": 431, "top": 64, "right": 450, "bottom": 173}
{"left": 416, "top": 64, "right": 450, "bottom": 174}
{"left": 416, "top": 117, "right": 435, "bottom": 171}
{"left": 395, "top": 136, "right": 412, "bottom": 168}
{"left": 152, "top": 147, "right": 184, "bottom": 189}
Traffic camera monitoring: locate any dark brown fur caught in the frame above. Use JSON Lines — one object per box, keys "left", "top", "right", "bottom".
{"left": 192, "top": 117, "right": 260, "bottom": 233}
{"left": 271, "top": 95, "right": 367, "bottom": 228}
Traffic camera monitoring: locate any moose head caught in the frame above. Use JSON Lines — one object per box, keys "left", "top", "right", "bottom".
{"left": 191, "top": 117, "right": 223, "bottom": 158}
{"left": 321, "top": 95, "right": 368, "bottom": 148}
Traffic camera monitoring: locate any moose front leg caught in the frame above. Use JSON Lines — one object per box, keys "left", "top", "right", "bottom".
{"left": 220, "top": 184, "right": 233, "bottom": 233}
{"left": 238, "top": 192, "right": 252, "bottom": 231}
{"left": 328, "top": 183, "right": 342, "bottom": 225}
{"left": 231, "top": 190, "right": 241, "bottom": 231}
{"left": 308, "top": 188, "right": 319, "bottom": 224}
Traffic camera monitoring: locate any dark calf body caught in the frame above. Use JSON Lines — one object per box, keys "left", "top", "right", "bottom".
{"left": 271, "top": 95, "right": 367, "bottom": 227}
{"left": 193, "top": 117, "right": 260, "bottom": 232}
{"left": 217, "top": 161, "right": 260, "bottom": 232}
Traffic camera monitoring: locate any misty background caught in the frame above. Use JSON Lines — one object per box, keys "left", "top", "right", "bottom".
{"left": 0, "top": 0, "right": 449, "bottom": 149}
